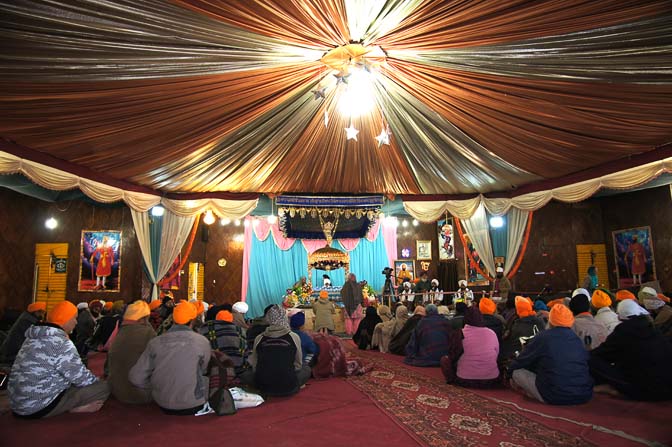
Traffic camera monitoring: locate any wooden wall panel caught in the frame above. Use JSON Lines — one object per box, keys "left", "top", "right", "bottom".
{"left": 0, "top": 188, "right": 143, "bottom": 312}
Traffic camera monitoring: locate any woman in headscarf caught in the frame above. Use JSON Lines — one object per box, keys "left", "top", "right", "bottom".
{"left": 374, "top": 305, "right": 409, "bottom": 353}
{"left": 389, "top": 306, "right": 425, "bottom": 355}
{"left": 340, "top": 273, "right": 363, "bottom": 335}
{"left": 441, "top": 306, "right": 500, "bottom": 388}
{"left": 353, "top": 307, "right": 383, "bottom": 350}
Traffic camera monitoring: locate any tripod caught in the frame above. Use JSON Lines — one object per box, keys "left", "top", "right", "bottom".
{"left": 383, "top": 275, "right": 396, "bottom": 305}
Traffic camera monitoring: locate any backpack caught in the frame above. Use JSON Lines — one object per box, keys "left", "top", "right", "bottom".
{"left": 207, "top": 350, "right": 236, "bottom": 416}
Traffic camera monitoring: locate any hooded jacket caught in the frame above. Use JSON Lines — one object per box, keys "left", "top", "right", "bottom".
{"left": 8, "top": 324, "right": 99, "bottom": 416}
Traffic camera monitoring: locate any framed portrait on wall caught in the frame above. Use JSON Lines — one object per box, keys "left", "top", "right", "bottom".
{"left": 416, "top": 240, "right": 432, "bottom": 260}
{"left": 79, "top": 230, "right": 122, "bottom": 292}
{"left": 612, "top": 226, "right": 656, "bottom": 289}
{"left": 437, "top": 217, "right": 455, "bottom": 260}
{"left": 394, "top": 260, "right": 415, "bottom": 285}
{"left": 463, "top": 233, "right": 489, "bottom": 286}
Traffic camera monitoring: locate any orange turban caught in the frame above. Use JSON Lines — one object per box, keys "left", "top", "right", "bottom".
{"left": 591, "top": 290, "right": 612, "bottom": 309}
{"left": 27, "top": 301, "right": 47, "bottom": 313}
{"left": 149, "top": 300, "right": 162, "bottom": 310}
{"left": 216, "top": 310, "right": 234, "bottom": 322}
{"left": 546, "top": 298, "right": 565, "bottom": 309}
{"left": 173, "top": 301, "right": 197, "bottom": 325}
{"left": 47, "top": 301, "right": 78, "bottom": 327}
{"left": 104, "top": 302, "right": 114, "bottom": 311}
{"left": 549, "top": 304, "right": 574, "bottom": 328}
{"left": 515, "top": 296, "right": 535, "bottom": 318}
{"left": 657, "top": 293, "right": 670, "bottom": 303}
{"left": 616, "top": 290, "right": 636, "bottom": 301}
{"left": 319, "top": 290, "right": 328, "bottom": 299}
{"left": 479, "top": 298, "right": 496, "bottom": 315}
{"left": 124, "top": 300, "right": 150, "bottom": 321}
{"left": 193, "top": 300, "right": 205, "bottom": 315}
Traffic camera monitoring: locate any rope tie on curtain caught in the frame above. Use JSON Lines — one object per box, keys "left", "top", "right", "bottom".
{"left": 157, "top": 217, "right": 199, "bottom": 287}
{"left": 454, "top": 217, "right": 493, "bottom": 281}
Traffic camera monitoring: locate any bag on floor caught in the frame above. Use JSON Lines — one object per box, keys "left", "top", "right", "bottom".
{"left": 208, "top": 350, "right": 237, "bottom": 416}
{"left": 229, "top": 387, "right": 264, "bottom": 409}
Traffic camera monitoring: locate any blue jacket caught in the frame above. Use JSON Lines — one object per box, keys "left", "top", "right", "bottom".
{"left": 292, "top": 329, "right": 319, "bottom": 365}
{"left": 510, "top": 327, "right": 592, "bottom": 405}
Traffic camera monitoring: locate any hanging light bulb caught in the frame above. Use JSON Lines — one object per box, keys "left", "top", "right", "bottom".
{"left": 234, "top": 219, "right": 241, "bottom": 226}
{"left": 151, "top": 206, "right": 165, "bottom": 217}
{"left": 267, "top": 215, "right": 278, "bottom": 224}
{"left": 401, "top": 219, "right": 409, "bottom": 228}
{"left": 220, "top": 218, "right": 231, "bottom": 226}
{"left": 489, "top": 216, "right": 505, "bottom": 228}
{"left": 203, "top": 210, "right": 216, "bottom": 225}
{"left": 45, "top": 217, "right": 58, "bottom": 229}
{"left": 412, "top": 219, "right": 419, "bottom": 227}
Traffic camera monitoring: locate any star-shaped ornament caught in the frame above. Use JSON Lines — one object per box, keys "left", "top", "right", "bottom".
{"left": 312, "top": 86, "right": 327, "bottom": 100}
{"left": 345, "top": 125, "right": 359, "bottom": 141}
{"left": 323, "top": 111, "right": 329, "bottom": 128}
{"left": 334, "top": 72, "right": 351, "bottom": 85}
{"left": 375, "top": 127, "right": 391, "bottom": 147}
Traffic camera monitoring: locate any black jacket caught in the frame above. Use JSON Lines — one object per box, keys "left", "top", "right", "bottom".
{"left": 0, "top": 312, "right": 39, "bottom": 364}
{"left": 591, "top": 316, "right": 672, "bottom": 400}
{"left": 389, "top": 315, "right": 422, "bottom": 355}
{"left": 500, "top": 315, "right": 546, "bottom": 360}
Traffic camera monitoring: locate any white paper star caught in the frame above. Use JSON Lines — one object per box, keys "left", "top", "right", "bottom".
{"left": 323, "top": 110, "right": 329, "bottom": 128}
{"left": 345, "top": 125, "right": 359, "bottom": 141}
{"left": 375, "top": 127, "right": 391, "bottom": 147}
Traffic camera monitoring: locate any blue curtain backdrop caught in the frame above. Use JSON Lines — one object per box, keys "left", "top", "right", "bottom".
{"left": 245, "top": 226, "right": 389, "bottom": 318}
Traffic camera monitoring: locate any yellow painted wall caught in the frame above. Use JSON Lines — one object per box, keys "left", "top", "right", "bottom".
{"left": 34, "top": 243, "right": 69, "bottom": 311}
{"left": 187, "top": 262, "right": 205, "bottom": 301}
{"left": 576, "top": 244, "right": 610, "bottom": 289}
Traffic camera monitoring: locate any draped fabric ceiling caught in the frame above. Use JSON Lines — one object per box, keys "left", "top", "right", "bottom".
{"left": 1, "top": 0, "right": 671, "bottom": 205}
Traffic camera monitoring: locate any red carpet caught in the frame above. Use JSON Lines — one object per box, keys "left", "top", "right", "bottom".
{"left": 353, "top": 348, "right": 672, "bottom": 447}
{"left": 2, "top": 350, "right": 671, "bottom": 447}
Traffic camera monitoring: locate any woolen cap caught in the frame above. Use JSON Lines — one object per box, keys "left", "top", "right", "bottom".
{"left": 549, "top": 304, "right": 574, "bottom": 328}
{"left": 289, "top": 312, "right": 305, "bottom": 329}
{"left": 173, "top": 301, "right": 198, "bottom": 324}
{"left": 47, "top": 301, "right": 78, "bottom": 327}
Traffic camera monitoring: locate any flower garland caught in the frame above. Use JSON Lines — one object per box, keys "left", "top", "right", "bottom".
{"left": 454, "top": 217, "right": 493, "bottom": 282}
{"left": 505, "top": 211, "right": 534, "bottom": 279}
{"left": 158, "top": 217, "right": 199, "bottom": 287}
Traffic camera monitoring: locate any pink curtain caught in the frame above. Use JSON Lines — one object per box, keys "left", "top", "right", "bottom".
{"left": 302, "top": 239, "right": 329, "bottom": 255}
{"left": 382, "top": 220, "right": 398, "bottom": 267}
{"left": 270, "top": 224, "right": 296, "bottom": 250}
{"left": 241, "top": 217, "right": 254, "bottom": 302}
{"left": 365, "top": 219, "right": 381, "bottom": 241}
{"left": 252, "top": 218, "right": 272, "bottom": 241}
{"left": 339, "top": 238, "right": 360, "bottom": 251}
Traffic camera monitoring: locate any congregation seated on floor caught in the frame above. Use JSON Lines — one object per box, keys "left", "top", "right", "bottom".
{"left": 1, "top": 279, "right": 672, "bottom": 421}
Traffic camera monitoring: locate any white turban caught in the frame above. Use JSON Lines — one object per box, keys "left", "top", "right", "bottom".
{"left": 458, "top": 280, "right": 468, "bottom": 287}
{"left": 233, "top": 301, "right": 249, "bottom": 314}
{"left": 431, "top": 279, "right": 439, "bottom": 286}
{"left": 77, "top": 302, "right": 89, "bottom": 310}
{"left": 617, "top": 300, "right": 649, "bottom": 320}
{"left": 572, "top": 288, "right": 591, "bottom": 301}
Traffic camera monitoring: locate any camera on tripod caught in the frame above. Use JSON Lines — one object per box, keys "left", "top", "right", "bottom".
{"left": 382, "top": 267, "right": 393, "bottom": 278}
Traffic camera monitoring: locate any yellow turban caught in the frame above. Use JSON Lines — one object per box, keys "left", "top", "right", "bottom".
{"left": 124, "top": 300, "right": 150, "bottom": 321}
{"left": 549, "top": 304, "right": 574, "bottom": 328}
{"left": 173, "top": 301, "right": 197, "bottom": 325}
{"left": 591, "top": 290, "right": 612, "bottom": 309}
{"left": 47, "top": 301, "right": 78, "bottom": 327}
{"left": 27, "top": 301, "right": 47, "bottom": 313}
